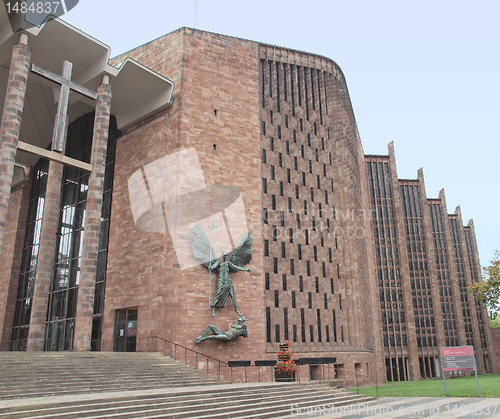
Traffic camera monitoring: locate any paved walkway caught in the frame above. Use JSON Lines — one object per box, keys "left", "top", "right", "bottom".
{"left": 289, "top": 397, "right": 500, "bottom": 418}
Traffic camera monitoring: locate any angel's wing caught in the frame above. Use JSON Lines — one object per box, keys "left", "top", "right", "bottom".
{"left": 228, "top": 232, "right": 253, "bottom": 271}
{"left": 192, "top": 225, "right": 217, "bottom": 268}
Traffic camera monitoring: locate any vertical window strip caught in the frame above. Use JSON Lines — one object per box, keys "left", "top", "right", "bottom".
{"left": 268, "top": 61, "right": 272, "bottom": 97}
{"left": 276, "top": 62, "right": 280, "bottom": 112}
{"left": 332, "top": 310, "right": 337, "bottom": 342}
{"left": 384, "top": 162, "right": 392, "bottom": 199}
{"left": 317, "top": 309, "right": 322, "bottom": 342}
{"left": 283, "top": 64, "right": 287, "bottom": 102}
{"left": 317, "top": 69, "right": 323, "bottom": 121}
{"left": 301, "top": 308, "right": 306, "bottom": 342}
{"left": 323, "top": 72, "right": 329, "bottom": 115}
{"left": 266, "top": 307, "right": 271, "bottom": 342}
{"left": 297, "top": 66, "right": 302, "bottom": 107}
{"left": 260, "top": 59, "right": 265, "bottom": 108}
{"left": 310, "top": 68, "right": 316, "bottom": 110}
{"left": 303, "top": 67, "right": 310, "bottom": 120}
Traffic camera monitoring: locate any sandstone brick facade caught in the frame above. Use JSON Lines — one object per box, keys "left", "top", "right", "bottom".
{"left": 365, "top": 151, "right": 497, "bottom": 380}
{"left": 105, "top": 29, "right": 266, "bottom": 365}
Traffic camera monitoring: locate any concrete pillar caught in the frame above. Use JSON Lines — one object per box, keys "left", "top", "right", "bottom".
{"left": 0, "top": 33, "right": 31, "bottom": 256}
{"left": 74, "top": 75, "right": 112, "bottom": 351}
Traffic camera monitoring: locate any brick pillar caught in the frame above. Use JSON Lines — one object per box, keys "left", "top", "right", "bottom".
{"left": 26, "top": 159, "right": 64, "bottom": 351}
{"left": 74, "top": 76, "right": 112, "bottom": 351}
{"left": 455, "top": 208, "right": 484, "bottom": 371}
{"left": 0, "top": 34, "right": 31, "bottom": 256}
{"left": 387, "top": 144, "right": 420, "bottom": 381}
{"left": 0, "top": 179, "right": 31, "bottom": 346}
{"left": 438, "top": 191, "right": 468, "bottom": 346}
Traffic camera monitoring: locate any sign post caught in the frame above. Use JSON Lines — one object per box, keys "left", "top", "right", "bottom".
{"left": 439, "top": 346, "right": 479, "bottom": 396}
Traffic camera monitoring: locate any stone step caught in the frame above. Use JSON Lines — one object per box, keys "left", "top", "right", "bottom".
{"left": 0, "top": 385, "right": 371, "bottom": 419}
{"left": 0, "top": 385, "right": 347, "bottom": 413}
{"left": 0, "top": 381, "right": 312, "bottom": 403}
{"left": 0, "top": 381, "right": 226, "bottom": 400}
{"left": 0, "top": 374, "right": 208, "bottom": 383}
{"left": 0, "top": 352, "right": 373, "bottom": 418}
{"left": 0, "top": 352, "right": 227, "bottom": 400}
{"left": 3, "top": 395, "right": 374, "bottom": 419}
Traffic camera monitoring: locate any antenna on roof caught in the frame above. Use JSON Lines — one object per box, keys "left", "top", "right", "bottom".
{"left": 193, "top": 0, "right": 199, "bottom": 28}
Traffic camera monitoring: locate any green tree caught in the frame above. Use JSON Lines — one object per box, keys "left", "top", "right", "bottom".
{"left": 469, "top": 251, "right": 500, "bottom": 321}
{"left": 490, "top": 314, "right": 500, "bottom": 328}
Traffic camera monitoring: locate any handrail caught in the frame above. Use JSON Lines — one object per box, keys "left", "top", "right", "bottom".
{"left": 146, "top": 336, "right": 229, "bottom": 380}
{"left": 146, "top": 335, "right": 228, "bottom": 366}
{"left": 146, "top": 337, "right": 346, "bottom": 385}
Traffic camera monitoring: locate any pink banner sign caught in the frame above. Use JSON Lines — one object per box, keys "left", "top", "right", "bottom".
{"left": 440, "top": 346, "right": 476, "bottom": 372}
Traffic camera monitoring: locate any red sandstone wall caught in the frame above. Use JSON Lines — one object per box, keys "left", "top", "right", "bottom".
{"left": 257, "top": 44, "right": 382, "bottom": 381}
{"left": 105, "top": 28, "right": 265, "bottom": 362}
{"left": 104, "top": 29, "right": 185, "bottom": 351}
{"left": 106, "top": 29, "right": 383, "bottom": 382}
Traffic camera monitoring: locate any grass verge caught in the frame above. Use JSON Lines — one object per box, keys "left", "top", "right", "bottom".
{"left": 347, "top": 374, "right": 500, "bottom": 398}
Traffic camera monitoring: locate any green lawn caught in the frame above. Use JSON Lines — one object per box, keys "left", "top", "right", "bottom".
{"left": 347, "top": 374, "right": 500, "bottom": 398}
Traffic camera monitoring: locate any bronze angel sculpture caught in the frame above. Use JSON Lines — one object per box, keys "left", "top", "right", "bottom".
{"left": 192, "top": 225, "right": 252, "bottom": 316}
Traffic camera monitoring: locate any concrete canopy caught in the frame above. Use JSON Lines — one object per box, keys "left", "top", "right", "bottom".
{"left": 0, "top": 16, "right": 174, "bottom": 186}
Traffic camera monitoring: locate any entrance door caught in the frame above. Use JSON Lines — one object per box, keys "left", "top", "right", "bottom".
{"left": 114, "top": 307, "right": 138, "bottom": 352}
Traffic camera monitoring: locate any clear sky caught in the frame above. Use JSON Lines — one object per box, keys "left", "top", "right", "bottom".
{"left": 62, "top": 0, "right": 500, "bottom": 267}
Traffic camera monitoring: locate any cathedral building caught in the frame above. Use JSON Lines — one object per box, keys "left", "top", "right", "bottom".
{"left": 0, "top": 10, "right": 496, "bottom": 384}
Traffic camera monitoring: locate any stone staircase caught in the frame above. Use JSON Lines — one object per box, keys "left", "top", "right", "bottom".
{"left": 0, "top": 352, "right": 224, "bottom": 400}
{"left": 0, "top": 352, "right": 374, "bottom": 418}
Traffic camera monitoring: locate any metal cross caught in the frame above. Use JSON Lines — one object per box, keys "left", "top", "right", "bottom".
{"left": 31, "top": 60, "right": 97, "bottom": 152}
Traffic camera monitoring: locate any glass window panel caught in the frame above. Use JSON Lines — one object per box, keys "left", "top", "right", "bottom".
{"left": 53, "top": 263, "right": 69, "bottom": 290}
{"left": 99, "top": 218, "right": 109, "bottom": 250}
{"left": 101, "top": 190, "right": 112, "bottom": 218}
{"left": 49, "top": 291, "right": 67, "bottom": 321}
{"left": 26, "top": 271, "right": 36, "bottom": 298}
{"left": 20, "top": 298, "right": 32, "bottom": 326}
{"left": 94, "top": 282, "right": 105, "bottom": 315}
{"left": 12, "top": 300, "right": 22, "bottom": 327}
{"left": 57, "top": 233, "right": 73, "bottom": 263}
{"left": 61, "top": 181, "right": 78, "bottom": 207}
{"left": 66, "top": 288, "right": 78, "bottom": 319}
{"left": 69, "top": 258, "right": 81, "bottom": 288}
{"left": 96, "top": 251, "right": 107, "bottom": 283}
{"left": 82, "top": 147, "right": 91, "bottom": 163}
{"left": 71, "top": 229, "right": 83, "bottom": 260}
{"left": 64, "top": 320, "right": 75, "bottom": 350}
{"left": 46, "top": 321, "right": 65, "bottom": 351}
{"left": 78, "top": 174, "right": 89, "bottom": 202}
{"left": 103, "top": 163, "right": 115, "bottom": 192}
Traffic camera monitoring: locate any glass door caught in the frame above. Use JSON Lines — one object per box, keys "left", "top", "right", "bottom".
{"left": 114, "top": 307, "right": 137, "bottom": 352}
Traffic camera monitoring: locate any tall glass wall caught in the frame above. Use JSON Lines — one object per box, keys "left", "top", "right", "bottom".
{"left": 11, "top": 112, "right": 118, "bottom": 351}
